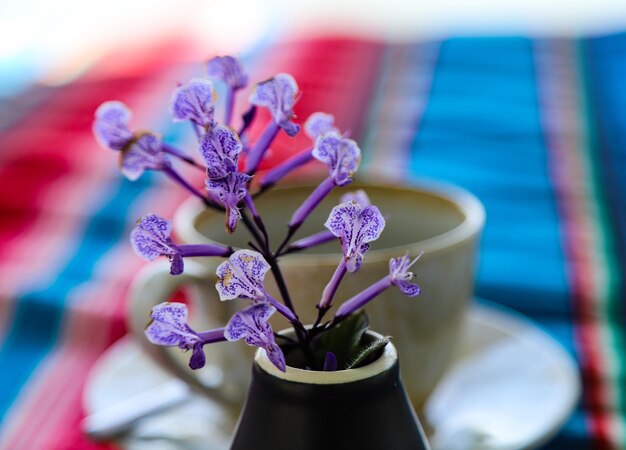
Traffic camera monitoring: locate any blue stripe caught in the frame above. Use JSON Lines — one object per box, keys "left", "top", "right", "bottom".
{"left": 409, "top": 37, "right": 569, "bottom": 316}
{"left": 409, "top": 37, "right": 581, "bottom": 448}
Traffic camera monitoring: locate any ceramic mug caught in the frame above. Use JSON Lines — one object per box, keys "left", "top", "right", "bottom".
{"left": 127, "top": 179, "right": 485, "bottom": 415}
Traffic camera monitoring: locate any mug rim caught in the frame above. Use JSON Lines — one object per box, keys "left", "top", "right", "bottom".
{"left": 173, "top": 178, "right": 485, "bottom": 266}
{"left": 254, "top": 329, "right": 397, "bottom": 384}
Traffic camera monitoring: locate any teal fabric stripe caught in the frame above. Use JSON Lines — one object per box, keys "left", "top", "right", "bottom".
{"left": 410, "top": 37, "right": 569, "bottom": 316}
{"left": 409, "top": 37, "right": 581, "bottom": 448}
{"left": 0, "top": 172, "right": 155, "bottom": 422}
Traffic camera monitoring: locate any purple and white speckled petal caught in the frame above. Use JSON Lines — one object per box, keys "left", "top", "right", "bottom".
{"left": 170, "top": 78, "right": 216, "bottom": 128}
{"left": 249, "top": 73, "right": 298, "bottom": 126}
{"left": 120, "top": 133, "right": 168, "bottom": 181}
{"left": 206, "top": 172, "right": 251, "bottom": 232}
{"left": 389, "top": 253, "right": 422, "bottom": 297}
{"left": 200, "top": 125, "right": 242, "bottom": 178}
{"left": 130, "top": 214, "right": 177, "bottom": 261}
{"left": 304, "top": 112, "right": 337, "bottom": 139}
{"left": 215, "top": 250, "right": 270, "bottom": 301}
{"left": 224, "top": 303, "right": 285, "bottom": 371}
{"left": 145, "top": 302, "right": 199, "bottom": 348}
{"left": 353, "top": 205, "right": 385, "bottom": 245}
{"left": 340, "top": 189, "right": 371, "bottom": 207}
{"left": 93, "top": 101, "right": 134, "bottom": 150}
{"left": 324, "top": 200, "right": 360, "bottom": 241}
{"left": 206, "top": 55, "right": 248, "bottom": 90}
{"left": 312, "top": 132, "right": 361, "bottom": 186}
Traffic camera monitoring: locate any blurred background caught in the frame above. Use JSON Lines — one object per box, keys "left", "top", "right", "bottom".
{"left": 1, "top": 1, "right": 626, "bottom": 449}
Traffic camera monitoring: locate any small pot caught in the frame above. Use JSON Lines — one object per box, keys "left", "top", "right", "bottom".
{"left": 230, "top": 331, "right": 431, "bottom": 450}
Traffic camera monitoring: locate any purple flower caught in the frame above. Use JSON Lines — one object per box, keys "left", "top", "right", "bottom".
{"left": 215, "top": 249, "right": 271, "bottom": 301}
{"left": 206, "top": 55, "right": 248, "bottom": 90}
{"left": 249, "top": 73, "right": 300, "bottom": 137}
{"left": 389, "top": 253, "right": 422, "bottom": 297}
{"left": 225, "top": 303, "right": 286, "bottom": 372}
{"left": 93, "top": 101, "right": 134, "bottom": 150}
{"left": 120, "top": 133, "right": 169, "bottom": 181}
{"left": 312, "top": 132, "right": 360, "bottom": 186}
{"left": 130, "top": 214, "right": 231, "bottom": 275}
{"left": 145, "top": 302, "right": 226, "bottom": 370}
{"left": 215, "top": 250, "right": 298, "bottom": 322}
{"left": 200, "top": 125, "right": 243, "bottom": 178}
{"left": 334, "top": 253, "right": 422, "bottom": 319}
{"left": 304, "top": 112, "right": 338, "bottom": 140}
{"left": 170, "top": 78, "right": 217, "bottom": 129}
{"left": 340, "top": 189, "right": 371, "bottom": 207}
{"left": 324, "top": 201, "right": 385, "bottom": 273}
{"left": 206, "top": 172, "right": 251, "bottom": 233}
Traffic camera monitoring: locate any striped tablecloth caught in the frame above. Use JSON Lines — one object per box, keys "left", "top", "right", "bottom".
{"left": 0, "top": 33, "right": 625, "bottom": 449}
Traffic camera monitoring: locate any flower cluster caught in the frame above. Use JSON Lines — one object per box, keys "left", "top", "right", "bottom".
{"left": 94, "top": 55, "right": 422, "bottom": 372}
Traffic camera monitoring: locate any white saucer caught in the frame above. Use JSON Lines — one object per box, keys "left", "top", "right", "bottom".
{"left": 83, "top": 302, "right": 580, "bottom": 450}
{"left": 426, "top": 301, "right": 580, "bottom": 450}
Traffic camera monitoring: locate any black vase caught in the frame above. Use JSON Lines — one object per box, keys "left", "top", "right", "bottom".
{"left": 230, "top": 331, "right": 431, "bottom": 450}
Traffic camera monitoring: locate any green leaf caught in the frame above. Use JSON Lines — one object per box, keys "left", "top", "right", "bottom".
{"left": 312, "top": 311, "right": 369, "bottom": 369}
{"left": 346, "top": 336, "right": 391, "bottom": 369}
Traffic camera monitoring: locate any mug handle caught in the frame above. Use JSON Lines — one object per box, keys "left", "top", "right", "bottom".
{"left": 126, "top": 259, "right": 240, "bottom": 408}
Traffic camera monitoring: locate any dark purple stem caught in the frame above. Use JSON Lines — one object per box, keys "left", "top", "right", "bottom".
{"left": 265, "top": 293, "right": 298, "bottom": 323}
{"left": 238, "top": 105, "right": 257, "bottom": 136}
{"left": 224, "top": 87, "right": 235, "bottom": 127}
{"left": 162, "top": 165, "right": 209, "bottom": 205}
{"left": 197, "top": 327, "right": 227, "bottom": 344}
{"left": 286, "top": 230, "right": 336, "bottom": 254}
{"left": 259, "top": 147, "right": 313, "bottom": 189}
{"left": 245, "top": 121, "right": 280, "bottom": 174}
{"left": 318, "top": 259, "right": 347, "bottom": 309}
{"left": 162, "top": 143, "right": 203, "bottom": 169}
{"left": 178, "top": 243, "right": 232, "bottom": 257}
{"left": 288, "top": 176, "right": 335, "bottom": 229}
{"left": 334, "top": 276, "right": 392, "bottom": 318}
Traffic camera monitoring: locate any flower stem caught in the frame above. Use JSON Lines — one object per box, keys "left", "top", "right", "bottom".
{"left": 162, "top": 165, "right": 209, "bottom": 205}
{"left": 334, "top": 276, "right": 392, "bottom": 318}
{"left": 224, "top": 87, "right": 235, "bottom": 127}
{"left": 245, "top": 121, "right": 280, "bottom": 174}
{"left": 161, "top": 143, "right": 203, "bottom": 169}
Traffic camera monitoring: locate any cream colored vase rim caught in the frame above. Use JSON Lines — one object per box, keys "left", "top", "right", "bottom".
{"left": 255, "top": 330, "right": 398, "bottom": 384}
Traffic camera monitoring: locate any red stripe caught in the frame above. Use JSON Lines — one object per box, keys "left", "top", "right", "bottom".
{"left": 242, "top": 37, "right": 385, "bottom": 173}
{"left": 535, "top": 40, "right": 613, "bottom": 448}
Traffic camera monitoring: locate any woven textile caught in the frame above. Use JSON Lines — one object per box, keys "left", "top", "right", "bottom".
{"left": 0, "top": 34, "right": 625, "bottom": 449}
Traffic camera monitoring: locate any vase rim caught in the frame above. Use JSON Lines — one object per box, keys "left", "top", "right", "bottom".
{"left": 174, "top": 178, "right": 485, "bottom": 264}
{"left": 254, "top": 329, "right": 398, "bottom": 384}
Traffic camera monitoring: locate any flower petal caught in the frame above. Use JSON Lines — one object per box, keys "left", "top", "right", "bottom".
{"left": 304, "top": 112, "right": 337, "bottom": 139}
{"left": 215, "top": 249, "right": 270, "bottom": 301}
{"left": 249, "top": 73, "right": 299, "bottom": 128}
{"left": 206, "top": 172, "right": 250, "bottom": 233}
{"left": 389, "top": 254, "right": 422, "bottom": 297}
{"left": 396, "top": 280, "right": 421, "bottom": 297}
{"left": 120, "top": 133, "right": 167, "bottom": 181}
{"left": 170, "top": 253, "right": 184, "bottom": 275}
{"left": 93, "top": 101, "right": 134, "bottom": 150}
{"left": 200, "top": 125, "right": 243, "bottom": 178}
{"left": 224, "top": 303, "right": 285, "bottom": 371}
{"left": 189, "top": 343, "right": 207, "bottom": 369}
{"left": 340, "top": 189, "right": 371, "bottom": 207}
{"left": 145, "top": 302, "right": 199, "bottom": 348}
{"left": 170, "top": 78, "right": 216, "bottom": 128}
{"left": 312, "top": 132, "right": 360, "bottom": 186}
{"left": 206, "top": 55, "right": 248, "bottom": 90}
{"left": 130, "top": 214, "right": 177, "bottom": 260}
{"left": 325, "top": 202, "right": 385, "bottom": 273}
